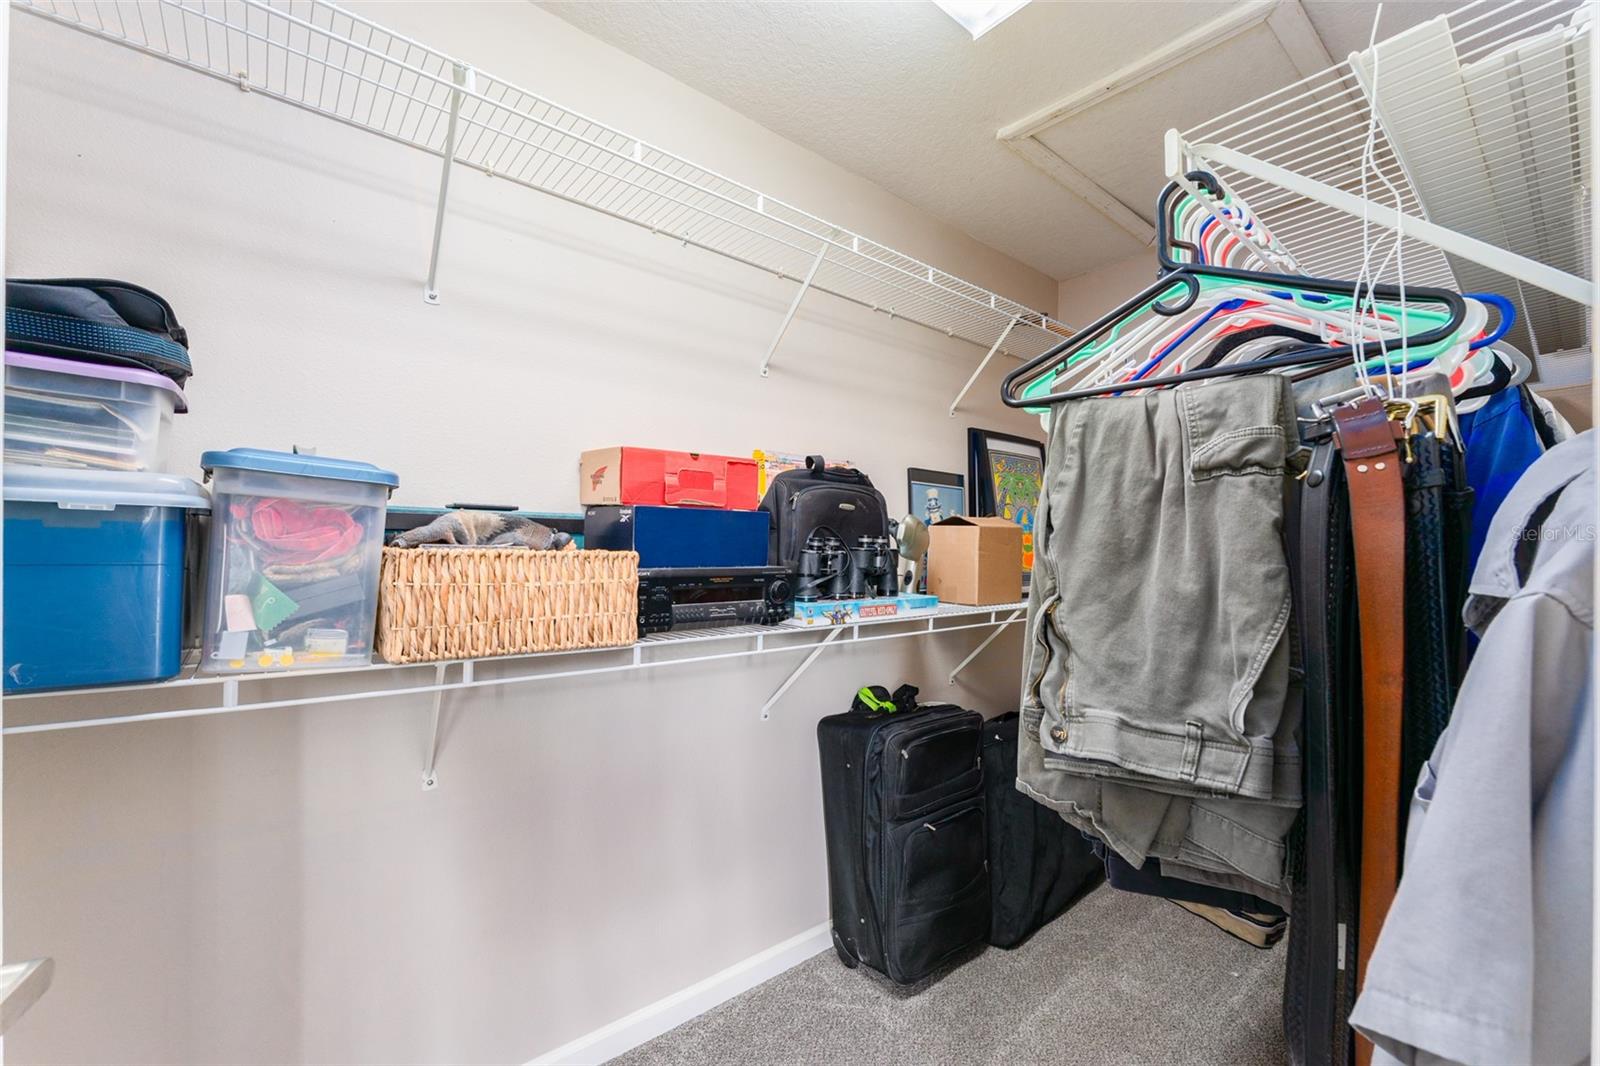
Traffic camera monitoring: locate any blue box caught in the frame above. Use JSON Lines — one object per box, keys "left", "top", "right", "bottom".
{"left": 4, "top": 468, "right": 209, "bottom": 692}
{"left": 583, "top": 505, "right": 769, "bottom": 568}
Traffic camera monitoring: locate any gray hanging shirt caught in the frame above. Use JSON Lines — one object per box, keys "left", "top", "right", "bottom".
{"left": 1350, "top": 430, "right": 1594, "bottom": 1066}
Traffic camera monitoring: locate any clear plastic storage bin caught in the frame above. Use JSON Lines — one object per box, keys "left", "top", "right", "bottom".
{"left": 5, "top": 351, "right": 186, "bottom": 471}
{"left": 199, "top": 448, "right": 398, "bottom": 673}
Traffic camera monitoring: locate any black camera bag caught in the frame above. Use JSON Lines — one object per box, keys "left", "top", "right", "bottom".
{"left": 760, "top": 455, "right": 891, "bottom": 568}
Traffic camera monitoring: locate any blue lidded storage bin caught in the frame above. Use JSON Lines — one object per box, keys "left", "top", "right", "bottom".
{"left": 4, "top": 467, "right": 209, "bottom": 692}
{"left": 199, "top": 448, "right": 397, "bottom": 673}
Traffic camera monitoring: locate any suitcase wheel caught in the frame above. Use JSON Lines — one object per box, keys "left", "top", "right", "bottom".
{"left": 832, "top": 929, "right": 860, "bottom": 969}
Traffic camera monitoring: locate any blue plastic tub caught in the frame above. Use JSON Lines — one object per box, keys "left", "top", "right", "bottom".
{"left": 4, "top": 467, "right": 209, "bottom": 692}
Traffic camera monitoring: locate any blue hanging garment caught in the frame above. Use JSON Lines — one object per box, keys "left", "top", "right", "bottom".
{"left": 1459, "top": 385, "right": 1548, "bottom": 573}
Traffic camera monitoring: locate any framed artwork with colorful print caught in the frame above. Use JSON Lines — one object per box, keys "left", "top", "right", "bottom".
{"left": 967, "top": 428, "right": 1046, "bottom": 576}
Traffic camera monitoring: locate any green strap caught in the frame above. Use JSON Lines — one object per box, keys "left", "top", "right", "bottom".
{"left": 855, "top": 687, "right": 897, "bottom": 713}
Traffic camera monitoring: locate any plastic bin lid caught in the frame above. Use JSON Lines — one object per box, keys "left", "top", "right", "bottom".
{"left": 5, "top": 350, "right": 189, "bottom": 413}
{"left": 4, "top": 465, "right": 210, "bottom": 510}
{"left": 201, "top": 448, "right": 400, "bottom": 489}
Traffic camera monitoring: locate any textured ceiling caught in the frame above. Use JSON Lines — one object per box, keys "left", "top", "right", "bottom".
{"left": 540, "top": 1, "right": 1456, "bottom": 282}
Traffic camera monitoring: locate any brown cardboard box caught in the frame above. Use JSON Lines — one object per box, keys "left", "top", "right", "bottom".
{"left": 1534, "top": 382, "right": 1593, "bottom": 432}
{"left": 927, "top": 516, "right": 1024, "bottom": 605}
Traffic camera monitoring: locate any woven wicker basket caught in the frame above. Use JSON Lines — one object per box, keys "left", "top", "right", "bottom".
{"left": 376, "top": 547, "right": 639, "bottom": 663}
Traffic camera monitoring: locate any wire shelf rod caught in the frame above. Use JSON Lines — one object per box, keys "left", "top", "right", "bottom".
{"left": 436, "top": 114, "right": 1040, "bottom": 344}
{"left": 1187, "top": 0, "right": 1581, "bottom": 139}
{"left": 1238, "top": 133, "right": 1583, "bottom": 210}
{"left": 1207, "top": 70, "right": 1586, "bottom": 169}
{"left": 1235, "top": 173, "right": 1424, "bottom": 221}
{"left": 14, "top": 0, "right": 1068, "bottom": 357}
{"left": 5, "top": 610, "right": 1027, "bottom": 735}
{"left": 1196, "top": 132, "right": 1580, "bottom": 228}
{"left": 6, "top": 600, "right": 1028, "bottom": 703}
{"left": 1216, "top": 165, "right": 1589, "bottom": 271}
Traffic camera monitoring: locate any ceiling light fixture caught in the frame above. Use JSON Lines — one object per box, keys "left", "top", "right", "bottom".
{"left": 930, "top": 0, "right": 1030, "bottom": 40}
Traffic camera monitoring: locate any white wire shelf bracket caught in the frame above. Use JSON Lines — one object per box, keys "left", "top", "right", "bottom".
{"left": 14, "top": 0, "right": 1072, "bottom": 378}
{"left": 1167, "top": 0, "right": 1593, "bottom": 357}
{"left": 8, "top": 602, "right": 1029, "bottom": 788}
{"left": 0, "top": 960, "right": 54, "bottom": 1037}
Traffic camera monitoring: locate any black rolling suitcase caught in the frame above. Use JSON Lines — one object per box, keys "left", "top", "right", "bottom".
{"left": 817, "top": 700, "right": 989, "bottom": 984}
{"left": 982, "top": 711, "right": 1103, "bottom": 948}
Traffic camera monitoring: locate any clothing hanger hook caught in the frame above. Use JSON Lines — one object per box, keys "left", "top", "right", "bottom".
{"left": 1151, "top": 273, "right": 1201, "bottom": 317}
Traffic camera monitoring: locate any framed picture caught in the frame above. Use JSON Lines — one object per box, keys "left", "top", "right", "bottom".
{"left": 907, "top": 468, "right": 965, "bottom": 527}
{"left": 967, "top": 428, "right": 1046, "bottom": 575}
{"left": 907, "top": 469, "right": 964, "bottom": 594}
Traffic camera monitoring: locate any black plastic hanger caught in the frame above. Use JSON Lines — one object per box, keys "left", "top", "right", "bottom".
{"left": 1156, "top": 170, "right": 1230, "bottom": 274}
{"left": 1000, "top": 174, "right": 1468, "bottom": 409}
{"left": 1001, "top": 269, "right": 1467, "bottom": 408}
{"left": 1192, "top": 324, "right": 1323, "bottom": 371}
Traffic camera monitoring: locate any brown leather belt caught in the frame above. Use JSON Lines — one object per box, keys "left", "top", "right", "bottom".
{"left": 1331, "top": 396, "right": 1407, "bottom": 1066}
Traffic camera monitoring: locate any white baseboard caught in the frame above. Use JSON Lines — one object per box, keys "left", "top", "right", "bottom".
{"left": 527, "top": 920, "right": 833, "bottom": 1066}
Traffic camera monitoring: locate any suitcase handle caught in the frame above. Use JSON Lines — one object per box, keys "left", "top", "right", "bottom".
{"left": 850, "top": 683, "right": 920, "bottom": 714}
{"left": 663, "top": 466, "right": 725, "bottom": 508}
{"left": 806, "top": 455, "right": 870, "bottom": 486}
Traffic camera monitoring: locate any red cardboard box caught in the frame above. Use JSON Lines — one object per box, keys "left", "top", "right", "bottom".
{"left": 580, "top": 447, "right": 760, "bottom": 509}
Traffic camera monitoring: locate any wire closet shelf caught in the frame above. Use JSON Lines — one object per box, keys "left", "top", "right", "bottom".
{"left": 1170, "top": 0, "right": 1592, "bottom": 357}
{"left": 14, "top": 0, "right": 1070, "bottom": 362}
{"left": 5, "top": 601, "right": 1028, "bottom": 735}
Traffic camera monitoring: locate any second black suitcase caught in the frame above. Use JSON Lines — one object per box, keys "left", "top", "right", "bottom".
{"left": 818, "top": 701, "right": 989, "bottom": 984}
{"left": 982, "top": 711, "right": 1103, "bottom": 948}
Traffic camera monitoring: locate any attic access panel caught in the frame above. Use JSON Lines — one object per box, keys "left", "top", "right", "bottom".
{"left": 1032, "top": 23, "right": 1306, "bottom": 232}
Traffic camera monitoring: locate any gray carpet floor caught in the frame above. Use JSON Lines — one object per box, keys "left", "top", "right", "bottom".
{"left": 615, "top": 886, "right": 1287, "bottom": 1066}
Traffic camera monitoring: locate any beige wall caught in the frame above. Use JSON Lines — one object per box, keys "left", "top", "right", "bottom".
{"left": 1056, "top": 249, "right": 1157, "bottom": 328}
{"left": 4, "top": 2, "right": 1055, "bottom": 1063}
